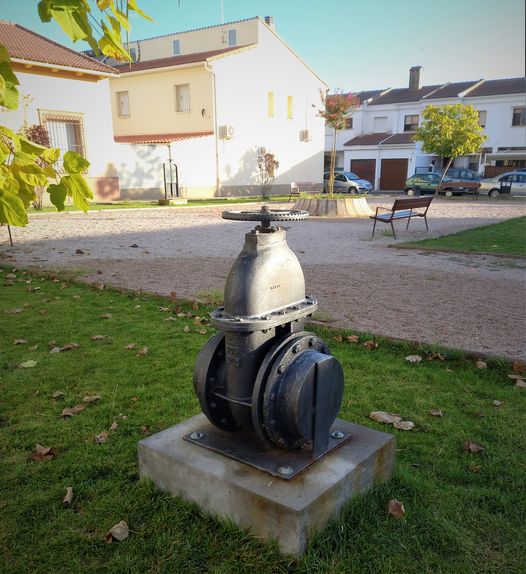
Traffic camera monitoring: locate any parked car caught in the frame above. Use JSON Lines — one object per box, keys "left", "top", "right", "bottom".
{"left": 404, "top": 173, "right": 480, "bottom": 196}
{"left": 323, "top": 171, "right": 372, "bottom": 194}
{"left": 441, "top": 168, "right": 481, "bottom": 182}
{"left": 478, "top": 171, "right": 526, "bottom": 197}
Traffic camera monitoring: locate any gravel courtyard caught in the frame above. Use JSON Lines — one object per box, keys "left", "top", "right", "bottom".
{"left": 2, "top": 197, "right": 525, "bottom": 360}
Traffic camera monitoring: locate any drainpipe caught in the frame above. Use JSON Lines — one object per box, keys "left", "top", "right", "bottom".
{"left": 205, "top": 61, "right": 221, "bottom": 196}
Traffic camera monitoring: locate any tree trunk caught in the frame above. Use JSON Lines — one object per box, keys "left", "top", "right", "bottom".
{"left": 328, "top": 128, "right": 337, "bottom": 198}
{"left": 436, "top": 157, "right": 455, "bottom": 198}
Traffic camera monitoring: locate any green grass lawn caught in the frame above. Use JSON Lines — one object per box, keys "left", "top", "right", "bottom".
{"left": 1, "top": 267, "right": 525, "bottom": 573}
{"left": 29, "top": 196, "right": 292, "bottom": 214}
{"left": 401, "top": 216, "right": 526, "bottom": 256}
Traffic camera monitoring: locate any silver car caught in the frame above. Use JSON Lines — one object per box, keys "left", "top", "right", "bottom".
{"left": 323, "top": 171, "right": 372, "bottom": 193}
{"left": 479, "top": 171, "right": 526, "bottom": 198}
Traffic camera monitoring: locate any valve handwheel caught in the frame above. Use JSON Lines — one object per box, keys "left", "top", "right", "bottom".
{"left": 222, "top": 205, "right": 309, "bottom": 228}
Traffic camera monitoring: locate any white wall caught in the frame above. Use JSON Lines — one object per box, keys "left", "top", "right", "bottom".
{"left": 211, "top": 20, "right": 327, "bottom": 190}
{"left": 0, "top": 71, "right": 117, "bottom": 179}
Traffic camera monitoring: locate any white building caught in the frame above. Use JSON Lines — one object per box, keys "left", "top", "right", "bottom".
{"left": 105, "top": 16, "right": 328, "bottom": 199}
{"left": 326, "top": 67, "right": 526, "bottom": 190}
{"left": 0, "top": 20, "right": 121, "bottom": 200}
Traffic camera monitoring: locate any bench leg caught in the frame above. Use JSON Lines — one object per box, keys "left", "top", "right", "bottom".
{"left": 424, "top": 215, "right": 429, "bottom": 231}
{"left": 390, "top": 221, "right": 396, "bottom": 240}
{"left": 371, "top": 218, "right": 377, "bottom": 238}
{"left": 406, "top": 217, "right": 411, "bottom": 230}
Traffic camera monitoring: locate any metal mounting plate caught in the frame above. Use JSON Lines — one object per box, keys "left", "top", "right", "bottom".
{"left": 183, "top": 418, "right": 353, "bottom": 480}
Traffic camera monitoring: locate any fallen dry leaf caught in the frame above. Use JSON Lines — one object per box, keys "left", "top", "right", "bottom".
{"left": 176, "top": 312, "right": 186, "bottom": 318}
{"left": 474, "top": 412, "right": 486, "bottom": 418}
{"left": 136, "top": 347, "right": 149, "bottom": 356}
{"left": 429, "top": 408, "right": 443, "bottom": 417}
{"left": 39, "top": 309, "right": 47, "bottom": 315}
{"left": 62, "top": 343, "right": 80, "bottom": 351}
{"left": 183, "top": 326, "right": 191, "bottom": 333}
{"left": 516, "top": 380, "right": 526, "bottom": 388}
{"left": 30, "top": 444, "right": 58, "bottom": 462}
{"left": 169, "top": 291, "right": 177, "bottom": 299}
{"left": 83, "top": 395, "right": 101, "bottom": 403}
{"left": 463, "top": 441, "right": 484, "bottom": 454}
{"left": 333, "top": 335, "right": 343, "bottom": 343}
{"left": 346, "top": 335, "right": 359, "bottom": 344}
{"left": 387, "top": 499, "right": 405, "bottom": 519}
{"left": 95, "top": 432, "right": 108, "bottom": 444}
{"left": 130, "top": 396, "right": 139, "bottom": 402}
{"left": 60, "top": 404, "right": 86, "bottom": 418}
{"left": 75, "top": 249, "right": 85, "bottom": 255}
{"left": 445, "top": 368, "right": 454, "bottom": 373}
{"left": 73, "top": 295, "right": 81, "bottom": 300}
{"left": 492, "top": 400, "right": 503, "bottom": 407}
{"left": 13, "top": 339, "right": 28, "bottom": 345}
{"left": 475, "top": 360, "right": 487, "bottom": 370}
{"left": 17, "top": 360, "right": 37, "bottom": 369}
{"left": 125, "top": 343, "right": 137, "bottom": 350}
{"left": 49, "top": 347, "right": 62, "bottom": 354}
{"left": 469, "top": 464, "right": 481, "bottom": 473}
{"left": 63, "top": 486, "right": 73, "bottom": 505}
{"left": 370, "top": 411, "right": 402, "bottom": 424}
{"left": 28, "top": 344, "right": 39, "bottom": 352}
{"left": 198, "top": 329, "right": 207, "bottom": 335}
{"left": 140, "top": 425, "right": 151, "bottom": 435}
{"left": 507, "top": 374, "right": 524, "bottom": 380}
{"left": 104, "top": 520, "right": 129, "bottom": 543}
{"left": 109, "top": 421, "right": 118, "bottom": 432}
{"left": 52, "top": 390, "right": 65, "bottom": 399}
{"left": 164, "top": 316, "right": 177, "bottom": 322}
{"left": 427, "top": 353, "right": 445, "bottom": 361}
{"left": 364, "top": 340, "right": 378, "bottom": 350}
{"left": 393, "top": 420, "right": 415, "bottom": 431}
{"left": 192, "top": 302, "right": 199, "bottom": 310}
{"left": 512, "top": 361, "right": 526, "bottom": 374}
{"left": 100, "top": 313, "right": 112, "bottom": 319}
{"left": 91, "top": 335, "right": 107, "bottom": 341}
{"left": 405, "top": 355, "right": 422, "bottom": 363}
{"left": 158, "top": 306, "right": 169, "bottom": 312}
{"left": 5, "top": 307, "right": 23, "bottom": 315}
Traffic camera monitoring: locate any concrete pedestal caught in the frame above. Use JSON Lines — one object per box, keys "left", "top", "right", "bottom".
{"left": 138, "top": 414, "right": 395, "bottom": 556}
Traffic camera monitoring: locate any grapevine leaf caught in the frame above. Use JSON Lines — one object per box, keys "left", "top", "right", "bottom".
{"left": 63, "top": 151, "right": 90, "bottom": 174}
{"left": 48, "top": 181, "right": 68, "bottom": 211}
{"left": 0, "top": 189, "right": 28, "bottom": 226}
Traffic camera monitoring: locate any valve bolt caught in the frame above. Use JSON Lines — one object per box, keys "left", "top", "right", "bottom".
{"left": 190, "top": 431, "right": 204, "bottom": 440}
{"left": 331, "top": 431, "right": 344, "bottom": 439}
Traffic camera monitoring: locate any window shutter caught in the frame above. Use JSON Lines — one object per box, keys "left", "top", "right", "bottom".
{"left": 287, "top": 96, "right": 293, "bottom": 119}
{"left": 267, "top": 92, "right": 274, "bottom": 117}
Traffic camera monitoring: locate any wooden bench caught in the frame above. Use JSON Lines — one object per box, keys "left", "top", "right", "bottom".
{"left": 370, "top": 196, "right": 433, "bottom": 239}
{"left": 289, "top": 181, "right": 320, "bottom": 201}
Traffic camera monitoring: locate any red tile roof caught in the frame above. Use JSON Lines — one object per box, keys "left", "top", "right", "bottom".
{"left": 465, "top": 77, "right": 526, "bottom": 97}
{"left": 424, "top": 81, "right": 480, "bottom": 100}
{"left": 343, "top": 133, "right": 392, "bottom": 146}
{"left": 0, "top": 20, "right": 117, "bottom": 74}
{"left": 368, "top": 85, "right": 443, "bottom": 105}
{"left": 113, "top": 45, "right": 254, "bottom": 72}
{"left": 114, "top": 131, "right": 213, "bottom": 144}
{"left": 344, "top": 132, "right": 416, "bottom": 146}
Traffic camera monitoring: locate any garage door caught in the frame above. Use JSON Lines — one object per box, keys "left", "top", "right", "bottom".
{"left": 350, "top": 159, "right": 376, "bottom": 185}
{"left": 380, "top": 159, "right": 408, "bottom": 190}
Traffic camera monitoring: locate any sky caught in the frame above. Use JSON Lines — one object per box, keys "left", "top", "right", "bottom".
{"left": 0, "top": 0, "right": 524, "bottom": 91}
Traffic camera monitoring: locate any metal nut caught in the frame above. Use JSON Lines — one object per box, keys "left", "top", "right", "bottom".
{"left": 278, "top": 465, "right": 294, "bottom": 476}
{"left": 331, "top": 431, "right": 344, "bottom": 439}
{"left": 190, "top": 431, "right": 204, "bottom": 440}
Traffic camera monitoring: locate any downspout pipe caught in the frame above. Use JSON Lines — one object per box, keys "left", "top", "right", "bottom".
{"left": 205, "top": 61, "right": 221, "bottom": 196}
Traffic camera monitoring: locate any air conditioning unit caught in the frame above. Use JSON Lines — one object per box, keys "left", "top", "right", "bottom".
{"left": 300, "top": 129, "right": 312, "bottom": 142}
{"left": 219, "top": 125, "right": 235, "bottom": 140}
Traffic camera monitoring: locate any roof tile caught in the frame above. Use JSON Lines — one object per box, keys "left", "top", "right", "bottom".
{"left": 0, "top": 20, "right": 117, "bottom": 74}
{"left": 465, "top": 77, "right": 526, "bottom": 97}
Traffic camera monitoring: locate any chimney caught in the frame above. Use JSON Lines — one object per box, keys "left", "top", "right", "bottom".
{"left": 409, "top": 66, "right": 422, "bottom": 91}
{"left": 264, "top": 16, "right": 275, "bottom": 31}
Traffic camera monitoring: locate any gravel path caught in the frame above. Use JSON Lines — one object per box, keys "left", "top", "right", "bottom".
{"left": 2, "top": 198, "right": 525, "bottom": 360}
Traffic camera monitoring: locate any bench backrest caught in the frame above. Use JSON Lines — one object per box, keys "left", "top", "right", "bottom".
{"left": 391, "top": 197, "right": 433, "bottom": 211}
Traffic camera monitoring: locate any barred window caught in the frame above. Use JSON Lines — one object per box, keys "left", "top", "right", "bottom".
{"left": 39, "top": 110, "right": 86, "bottom": 172}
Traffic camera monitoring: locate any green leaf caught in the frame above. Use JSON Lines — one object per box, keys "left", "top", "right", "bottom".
{"left": 43, "top": 165, "right": 58, "bottom": 179}
{"left": 48, "top": 181, "right": 67, "bottom": 211}
{"left": 62, "top": 174, "right": 93, "bottom": 212}
{"left": 0, "top": 189, "right": 28, "bottom": 226}
{"left": 14, "top": 164, "right": 49, "bottom": 187}
{"left": 41, "top": 146, "right": 61, "bottom": 164}
{"left": 20, "top": 137, "right": 47, "bottom": 157}
{"left": 17, "top": 183, "right": 37, "bottom": 207}
{"left": 127, "top": 0, "right": 154, "bottom": 22}
{"left": 97, "top": 0, "right": 112, "bottom": 10}
{"left": 0, "top": 73, "right": 5, "bottom": 103}
{"left": 63, "top": 151, "right": 90, "bottom": 174}
{"left": 0, "top": 44, "right": 20, "bottom": 110}
{"left": 50, "top": 0, "right": 91, "bottom": 42}
{"left": 38, "top": 0, "right": 53, "bottom": 22}
{"left": 111, "top": 7, "right": 131, "bottom": 32}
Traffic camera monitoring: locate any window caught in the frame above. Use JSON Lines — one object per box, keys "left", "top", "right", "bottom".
{"left": 116, "top": 91, "right": 130, "bottom": 117}
{"left": 373, "top": 116, "right": 388, "bottom": 132}
{"left": 267, "top": 92, "right": 274, "bottom": 117}
{"left": 174, "top": 84, "right": 190, "bottom": 113}
{"left": 129, "top": 47, "right": 137, "bottom": 61}
{"left": 287, "top": 96, "right": 293, "bottom": 119}
{"left": 172, "top": 40, "right": 181, "bottom": 55}
{"left": 345, "top": 117, "right": 353, "bottom": 129}
{"left": 403, "top": 114, "right": 419, "bottom": 132}
{"left": 478, "top": 110, "right": 487, "bottom": 127}
{"left": 40, "top": 111, "right": 86, "bottom": 170}
{"left": 228, "top": 29, "right": 236, "bottom": 46}
{"left": 512, "top": 107, "right": 525, "bottom": 126}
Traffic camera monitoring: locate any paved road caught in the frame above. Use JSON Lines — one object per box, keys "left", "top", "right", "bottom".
{"left": 2, "top": 198, "right": 525, "bottom": 360}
